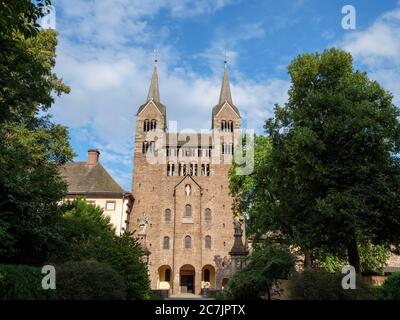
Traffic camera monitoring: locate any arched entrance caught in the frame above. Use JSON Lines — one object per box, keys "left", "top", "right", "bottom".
{"left": 158, "top": 265, "right": 172, "bottom": 290}
{"left": 179, "top": 264, "right": 195, "bottom": 294}
{"left": 201, "top": 265, "right": 216, "bottom": 289}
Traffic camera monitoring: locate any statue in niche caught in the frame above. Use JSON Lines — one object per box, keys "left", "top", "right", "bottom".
{"left": 185, "top": 184, "right": 191, "bottom": 196}
{"left": 138, "top": 213, "right": 149, "bottom": 235}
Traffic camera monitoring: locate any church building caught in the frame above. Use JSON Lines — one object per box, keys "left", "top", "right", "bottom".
{"left": 129, "top": 59, "right": 246, "bottom": 295}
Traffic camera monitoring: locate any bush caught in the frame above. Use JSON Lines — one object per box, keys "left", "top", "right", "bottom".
{"left": 56, "top": 260, "right": 126, "bottom": 300}
{"left": 289, "top": 268, "right": 374, "bottom": 300}
{"left": 0, "top": 264, "right": 57, "bottom": 300}
{"left": 378, "top": 272, "right": 400, "bottom": 300}
{"left": 51, "top": 199, "right": 150, "bottom": 299}
{"left": 225, "top": 243, "right": 295, "bottom": 300}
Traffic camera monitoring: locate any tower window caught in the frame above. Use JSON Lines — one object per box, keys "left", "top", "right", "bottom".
{"left": 164, "top": 209, "right": 171, "bottom": 222}
{"left": 179, "top": 162, "right": 186, "bottom": 176}
{"left": 221, "top": 120, "right": 226, "bottom": 131}
{"left": 184, "top": 235, "right": 192, "bottom": 249}
{"left": 201, "top": 163, "right": 210, "bottom": 176}
{"left": 163, "top": 236, "right": 170, "bottom": 249}
{"left": 167, "top": 162, "right": 175, "bottom": 176}
{"left": 150, "top": 119, "right": 157, "bottom": 131}
{"left": 144, "top": 119, "right": 149, "bottom": 132}
{"left": 189, "top": 163, "right": 198, "bottom": 176}
{"left": 142, "top": 141, "right": 154, "bottom": 154}
{"left": 205, "top": 235, "right": 211, "bottom": 249}
{"left": 228, "top": 120, "right": 233, "bottom": 132}
{"left": 204, "top": 208, "right": 212, "bottom": 222}
{"left": 185, "top": 204, "right": 192, "bottom": 217}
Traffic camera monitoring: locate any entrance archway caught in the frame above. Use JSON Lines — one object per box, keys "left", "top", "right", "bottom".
{"left": 179, "top": 264, "right": 195, "bottom": 294}
{"left": 158, "top": 265, "right": 172, "bottom": 290}
{"left": 201, "top": 265, "right": 216, "bottom": 289}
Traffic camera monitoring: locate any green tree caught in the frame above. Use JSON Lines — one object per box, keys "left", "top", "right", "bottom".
{"left": 230, "top": 48, "right": 400, "bottom": 273}
{"left": 225, "top": 242, "right": 295, "bottom": 300}
{"left": 0, "top": 1, "right": 74, "bottom": 264}
{"left": 52, "top": 199, "right": 151, "bottom": 300}
{"left": 56, "top": 260, "right": 127, "bottom": 300}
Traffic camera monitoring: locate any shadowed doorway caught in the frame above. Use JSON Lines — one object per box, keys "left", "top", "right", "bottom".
{"left": 179, "top": 264, "right": 195, "bottom": 294}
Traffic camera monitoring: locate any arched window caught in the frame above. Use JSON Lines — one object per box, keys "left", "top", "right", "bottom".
{"left": 151, "top": 119, "right": 157, "bottom": 131}
{"left": 203, "top": 268, "right": 210, "bottom": 282}
{"left": 144, "top": 119, "right": 149, "bottom": 132}
{"left": 185, "top": 204, "right": 192, "bottom": 217}
{"left": 163, "top": 236, "right": 170, "bottom": 249}
{"left": 179, "top": 162, "right": 186, "bottom": 176}
{"left": 221, "top": 120, "right": 226, "bottom": 131}
{"left": 165, "top": 268, "right": 171, "bottom": 282}
{"left": 204, "top": 208, "right": 211, "bottom": 222}
{"left": 201, "top": 163, "right": 210, "bottom": 176}
{"left": 228, "top": 120, "right": 233, "bottom": 132}
{"left": 184, "top": 235, "right": 192, "bottom": 249}
{"left": 167, "top": 162, "right": 175, "bottom": 176}
{"left": 205, "top": 235, "right": 211, "bottom": 249}
{"left": 164, "top": 209, "right": 171, "bottom": 222}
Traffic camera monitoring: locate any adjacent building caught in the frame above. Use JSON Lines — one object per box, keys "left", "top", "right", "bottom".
{"left": 61, "top": 149, "right": 133, "bottom": 235}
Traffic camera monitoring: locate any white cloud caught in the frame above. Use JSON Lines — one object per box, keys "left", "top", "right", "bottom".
{"left": 51, "top": 1, "right": 288, "bottom": 189}
{"left": 340, "top": 7, "right": 400, "bottom": 105}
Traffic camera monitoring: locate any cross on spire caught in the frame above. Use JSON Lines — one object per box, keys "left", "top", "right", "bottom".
{"left": 224, "top": 50, "right": 228, "bottom": 69}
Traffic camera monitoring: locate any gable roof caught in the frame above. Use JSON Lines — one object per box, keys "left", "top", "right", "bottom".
{"left": 61, "top": 162, "right": 126, "bottom": 196}
{"left": 212, "top": 101, "right": 240, "bottom": 118}
{"left": 136, "top": 100, "right": 166, "bottom": 117}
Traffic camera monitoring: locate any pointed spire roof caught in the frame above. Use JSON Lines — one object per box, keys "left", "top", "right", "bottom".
{"left": 218, "top": 66, "right": 233, "bottom": 105}
{"left": 136, "top": 57, "right": 166, "bottom": 117}
{"left": 146, "top": 66, "right": 160, "bottom": 103}
{"left": 212, "top": 62, "right": 240, "bottom": 123}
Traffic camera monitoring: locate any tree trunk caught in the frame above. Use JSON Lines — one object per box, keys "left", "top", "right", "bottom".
{"left": 347, "top": 236, "right": 361, "bottom": 273}
{"left": 266, "top": 287, "right": 271, "bottom": 301}
{"left": 303, "top": 249, "right": 313, "bottom": 269}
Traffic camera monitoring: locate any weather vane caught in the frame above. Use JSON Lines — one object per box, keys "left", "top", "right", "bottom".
{"left": 153, "top": 49, "right": 158, "bottom": 65}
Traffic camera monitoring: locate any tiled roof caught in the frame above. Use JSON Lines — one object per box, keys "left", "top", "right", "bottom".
{"left": 61, "top": 162, "right": 125, "bottom": 195}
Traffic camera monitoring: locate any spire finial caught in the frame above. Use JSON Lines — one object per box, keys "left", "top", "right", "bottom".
{"left": 224, "top": 50, "right": 228, "bottom": 69}
{"left": 153, "top": 49, "right": 158, "bottom": 66}
{"left": 146, "top": 52, "right": 160, "bottom": 102}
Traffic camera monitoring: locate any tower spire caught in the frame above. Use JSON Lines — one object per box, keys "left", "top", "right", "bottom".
{"left": 219, "top": 54, "right": 233, "bottom": 105}
{"left": 146, "top": 50, "right": 160, "bottom": 103}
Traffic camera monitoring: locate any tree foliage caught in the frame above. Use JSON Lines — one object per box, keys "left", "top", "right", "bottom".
{"left": 230, "top": 48, "right": 400, "bottom": 272}
{"left": 0, "top": 1, "right": 74, "bottom": 265}
{"left": 0, "top": 264, "right": 57, "bottom": 300}
{"left": 378, "top": 272, "right": 400, "bottom": 300}
{"left": 225, "top": 242, "right": 295, "bottom": 299}
{"left": 51, "top": 199, "right": 151, "bottom": 300}
{"left": 289, "top": 268, "right": 374, "bottom": 300}
{"left": 56, "top": 260, "right": 127, "bottom": 300}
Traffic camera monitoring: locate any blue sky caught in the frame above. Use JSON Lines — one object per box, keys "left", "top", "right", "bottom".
{"left": 50, "top": 0, "right": 400, "bottom": 190}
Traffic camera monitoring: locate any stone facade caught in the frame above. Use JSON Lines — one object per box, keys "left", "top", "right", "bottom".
{"left": 129, "top": 64, "right": 243, "bottom": 295}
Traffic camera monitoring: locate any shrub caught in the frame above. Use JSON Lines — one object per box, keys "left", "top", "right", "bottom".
{"left": 225, "top": 243, "right": 295, "bottom": 300}
{"left": 289, "top": 268, "right": 374, "bottom": 300}
{"left": 0, "top": 264, "right": 57, "bottom": 300}
{"left": 56, "top": 260, "right": 126, "bottom": 300}
{"left": 51, "top": 199, "right": 150, "bottom": 299}
{"left": 378, "top": 272, "right": 400, "bottom": 300}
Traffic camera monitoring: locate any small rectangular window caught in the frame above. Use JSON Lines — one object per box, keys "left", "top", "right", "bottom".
{"left": 105, "top": 201, "right": 116, "bottom": 211}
